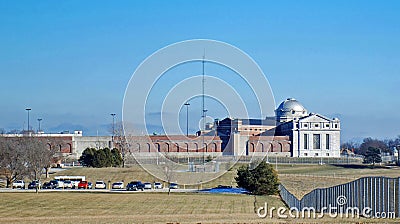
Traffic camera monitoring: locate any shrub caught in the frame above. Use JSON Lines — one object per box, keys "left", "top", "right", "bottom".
{"left": 235, "top": 161, "right": 279, "bottom": 195}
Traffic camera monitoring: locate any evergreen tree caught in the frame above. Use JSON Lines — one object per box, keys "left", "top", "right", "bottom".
{"left": 111, "top": 148, "right": 123, "bottom": 167}
{"left": 78, "top": 148, "right": 96, "bottom": 167}
{"left": 79, "top": 147, "right": 123, "bottom": 168}
{"left": 363, "top": 147, "right": 382, "bottom": 167}
{"left": 93, "top": 149, "right": 107, "bottom": 168}
{"left": 235, "top": 161, "right": 279, "bottom": 195}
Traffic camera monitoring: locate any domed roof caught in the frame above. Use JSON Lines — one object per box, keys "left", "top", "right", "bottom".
{"left": 276, "top": 98, "right": 307, "bottom": 121}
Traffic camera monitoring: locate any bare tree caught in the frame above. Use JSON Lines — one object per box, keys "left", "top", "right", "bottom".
{"left": 0, "top": 137, "right": 28, "bottom": 188}
{"left": 23, "top": 137, "right": 57, "bottom": 193}
{"left": 159, "top": 160, "right": 179, "bottom": 195}
{"left": 112, "top": 122, "right": 128, "bottom": 168}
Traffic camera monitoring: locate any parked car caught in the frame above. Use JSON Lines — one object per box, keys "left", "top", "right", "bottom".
{"left": 63, "top": 180, "right": 73, "bottom": 189}
{"left": 112, "top": 182, "right": 124, "bottom": 189}
{"left": 95, "top": 181, "right": 106, "bottom": 189}
{"left": 71, "top": 180, "right": 80, "bottom": 189}
{"left": 169, "top": 183, "right": 179, "bottom": 189}
{"left": 28, "top": 180, "right": 42, "bottom": 189}
{"left": 154, "top": 182, "right": 163, "bottom": 189}
{"left": 78, "top": 181, "right": 90, "bottom": 189}
{"left": 43, "top": 180, "right": 59, "bottom": 189}
{"left": 143, "top": 182, "right": 152, "bottom": 190}
{"left": 126, "top": 181, "right": 144, "bottom": 191}
{"left": 52, "top": 180, "right": 63, "bottom": 188}
{"left": 12, "top": 180, "right": 25, "bottom": 189}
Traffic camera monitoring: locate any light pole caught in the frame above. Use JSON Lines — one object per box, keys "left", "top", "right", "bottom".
{"left": 37, "top": 118, "right": 42, "bottom": 133}
{"left": 110, "top": 113, "right": 116, "bottom": 143}
{"left": 184, "top": 102, "right": 190, "bottom": 136}
{"left": 25, "top": 108, "right": 31, "bottom": 133}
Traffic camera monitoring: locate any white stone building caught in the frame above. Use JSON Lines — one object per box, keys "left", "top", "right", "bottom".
{"left": 275, "top": 98, "right": 341, "bottom": 157}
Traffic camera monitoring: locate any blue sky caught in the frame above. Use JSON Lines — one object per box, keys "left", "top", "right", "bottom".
{"left": 0, "top": 0, "right": 399, "bottom": 142}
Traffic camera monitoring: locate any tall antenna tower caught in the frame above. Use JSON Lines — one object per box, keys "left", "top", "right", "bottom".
{"left": 202, "top": 50, "right": 206, "bottom": 165}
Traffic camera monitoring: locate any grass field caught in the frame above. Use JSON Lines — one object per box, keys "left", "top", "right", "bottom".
{"left": 1, "top": 192, "right": 398, "bottom": 223}
{"left": 2, "top": 163, "right": 400, "bottom": 223}
{"left": 0, "top": 192, "right": 286, "bottom": 224}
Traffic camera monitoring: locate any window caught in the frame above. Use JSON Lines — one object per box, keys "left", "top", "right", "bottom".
{"left": 326, "top": 124, "right": 330, "bottom": 128}
{"left": 326, "top": 153, "right": 330, "bottom": 156}
{"left": 326, "top": 134, "right": 330, "bottom": 149}
{"left": 315, "top": 124, "right": 319, "bottom": 127}
{"left": 313, "top": 134, "right": 321, "bottom": 149}
{"left": 304, "top": 134, "right": 309, "bottom": 149}
{"left": 304, "top": 124, "right": 308, "bottom": 128}
{"left": 315, "top": 153, "right": 319, "bottom": 156}
{"left": 335, "top": 124, "right": 338, "bottom": 128}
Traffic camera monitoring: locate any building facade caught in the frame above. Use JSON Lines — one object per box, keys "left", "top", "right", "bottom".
{"left": 1, "top": 98, "right": 340, "bottom": 160}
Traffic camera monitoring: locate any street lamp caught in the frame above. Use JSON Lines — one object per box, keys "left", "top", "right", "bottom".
{"left": 110, "top": 113, "right": 116, "bottom": 142}
{"left": 184, "top": 102, "right": 190, "bottom": 136}
{"left": 25, "top": 108, "right": 31, "bottom": 132}
{"left": 37, "top": 118, "right": 42, "bottom": 133}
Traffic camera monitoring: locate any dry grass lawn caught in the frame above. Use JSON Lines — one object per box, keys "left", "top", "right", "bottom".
{"left": 0, "top": 192, "right": 398, "bottom": 223}
{"left": 2, "top": 163, "right": 400, "bottom": 223}
{"left": 0, "top": 192, "right": 286, "bottom": 224}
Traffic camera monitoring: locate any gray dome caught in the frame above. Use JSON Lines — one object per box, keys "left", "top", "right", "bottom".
{"left": 276, "top": 98, "right": 307, "bottom": 122}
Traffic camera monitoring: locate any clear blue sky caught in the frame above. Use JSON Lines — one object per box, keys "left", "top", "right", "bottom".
{"left": 0, "top": 0, "right": 399, "bottom": 142}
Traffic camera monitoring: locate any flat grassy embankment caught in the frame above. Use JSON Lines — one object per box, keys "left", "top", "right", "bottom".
{"left": 0, "top": 192, "right": 285, "bottom": 224}
{"left": 1, "top": 192, "right": 398, "bottom": 223}
{"left": 2, "top": 163, "right": 400, "bottom": 223}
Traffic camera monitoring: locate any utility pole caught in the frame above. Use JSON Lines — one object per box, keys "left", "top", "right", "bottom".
{"left": 201, "top": 52, "right": 206, "bottom": 166}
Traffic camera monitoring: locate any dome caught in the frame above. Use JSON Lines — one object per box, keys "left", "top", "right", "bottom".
{"left": 276, "top": 98, "right": 307, "bottom": 122}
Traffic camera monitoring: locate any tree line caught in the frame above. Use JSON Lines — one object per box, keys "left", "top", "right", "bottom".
{"left": 0, "top": 137, "right": 58, "bottom": 189}
{"left": 341, "top": 136, "right": 400, "bottom": 155}
{"left": 342, "top": 136, "right": 400, "bottom": 166}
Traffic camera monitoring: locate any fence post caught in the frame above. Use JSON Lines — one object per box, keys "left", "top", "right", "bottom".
{"left": 398, "top": 177, "right": 400, "bottom": 218}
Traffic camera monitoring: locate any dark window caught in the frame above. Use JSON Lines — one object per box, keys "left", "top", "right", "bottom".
{"left": 326, "top": 134, "right": 330, "bottom": 149}
{"left": 304, "top": 134, "right": 309, "bottom": 149}
{"left": 313, "top": 134, "right": 321, "bottom": 149}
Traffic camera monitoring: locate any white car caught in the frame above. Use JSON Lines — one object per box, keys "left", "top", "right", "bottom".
{"left": 112, "top": 182, "right": 124, "bottom": 189}
{"left": 95, "top": 181, "right": 106, "bottom": 189}
{"left": 154, "top": 182, "right": 163, "bottom": 189}
{"left": 12, "top": 180, "right": 25, "bottom": 189}
{"left": 63, "top": 180, "right": 73, "bottom": 188}
{"left": 143, "top": 182, "right": 152, "bottom": 189}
